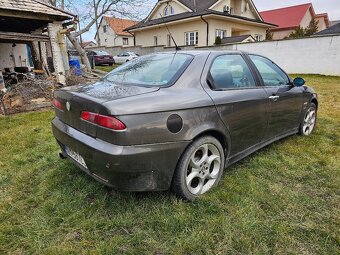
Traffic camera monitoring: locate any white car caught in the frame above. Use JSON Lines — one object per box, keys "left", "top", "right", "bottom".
{"left": 113, "top": 52, "right": 139, "bottom": 64}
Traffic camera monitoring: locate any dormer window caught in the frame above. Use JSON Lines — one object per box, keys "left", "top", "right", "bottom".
{"left": 164, "top": 5, "right": 174, "bottom": 16}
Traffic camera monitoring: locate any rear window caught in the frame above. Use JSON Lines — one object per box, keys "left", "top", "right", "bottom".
{"left": 103, "top": 53, "right": 193, "bottom": 87}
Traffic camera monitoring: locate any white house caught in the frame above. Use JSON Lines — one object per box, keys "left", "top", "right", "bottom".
{"left": 95, "top": 16, "right": 138, "bottom": 47}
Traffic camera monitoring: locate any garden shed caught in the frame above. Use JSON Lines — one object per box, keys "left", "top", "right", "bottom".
{"left": 0, "top": 0, "right": 75, "bottom": 85}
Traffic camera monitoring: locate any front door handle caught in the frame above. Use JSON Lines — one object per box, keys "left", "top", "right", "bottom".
{"left": 269, "top": 95, "right": 280, "bottom": 102}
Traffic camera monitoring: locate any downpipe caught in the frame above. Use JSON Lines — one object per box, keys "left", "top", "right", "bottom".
{"left": 57, "top": 18, "right": 78, "bottom": 76}
{"left": 201, "top": 16, "right": 209, "bottom": 46}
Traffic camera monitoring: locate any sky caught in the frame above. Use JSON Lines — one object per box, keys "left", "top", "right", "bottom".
{"left": 82, "top": 0, "right": 340, "bottom": 41}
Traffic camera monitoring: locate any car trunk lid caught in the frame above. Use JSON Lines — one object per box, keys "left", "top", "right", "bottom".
{"left": 53, "top": 81, "right": 159, "bottom": 137}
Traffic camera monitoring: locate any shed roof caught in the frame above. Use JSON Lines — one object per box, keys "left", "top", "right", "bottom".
{"left": 315, "top": 22, "right": 340, "bottom": 36}
{"left": 221, "top": 35, "right": 255, "bottom": 44}
{"left": 0, "top": 0, "right": 74, "bottom": 20}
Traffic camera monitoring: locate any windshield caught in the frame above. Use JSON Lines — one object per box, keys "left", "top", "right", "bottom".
{"left": 104, "top": 53, "right": 193, "bottom": 87}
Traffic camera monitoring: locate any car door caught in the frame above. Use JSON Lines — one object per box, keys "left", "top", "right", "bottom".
{"left": 122, "top": 53, "right": 130, "bottom": 62}
{"left": 202, "top": 53, "right": 269, "bottom": 157}
{"left": 115, "top": 53, "right": 123, "bottom": 64}
{"left": 248, "top": 55, "right": 304, "bottom": 140}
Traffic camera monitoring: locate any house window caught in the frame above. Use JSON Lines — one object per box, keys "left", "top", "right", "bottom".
{"left": 164, "top": 5, "right": 174, "bottom": 16}
{"left": 154, "top": 36, "right": 158, "bottom": 46}
{"left": 255, "top": 34, "right": 263, "bottom": 41}
{"left": 123, "top": 38, "right": 129, "bottom": 45}
{"left": 167, "top": 34, "right": 172, "bottom": 47}
{"left": 103, "top": 25, "right": 108, "bottom": 33}
{"left": 185, "top": 31, "right": 198, "bottom": 46}
{"left": 216, "top": 29, "right": 226, "bottom": 39}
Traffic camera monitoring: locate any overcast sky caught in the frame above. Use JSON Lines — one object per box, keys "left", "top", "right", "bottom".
{"left": 82, "top": 0, "right": 340, "bottom": 41}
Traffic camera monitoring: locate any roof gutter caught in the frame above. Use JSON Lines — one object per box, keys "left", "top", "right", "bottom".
{"left": 200, "top": 16, "right": 209, "bottom": 46}
{"left": 127, "top": 13, "right": 277, "bottom": 33}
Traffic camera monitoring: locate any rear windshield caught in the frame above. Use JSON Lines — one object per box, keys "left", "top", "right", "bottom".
{"left": 103, "top": 53, "right": 193, "bottom": 87}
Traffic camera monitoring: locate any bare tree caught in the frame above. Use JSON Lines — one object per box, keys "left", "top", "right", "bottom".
{"left": 48, "top": 0, "right": 148, "bottom": 72}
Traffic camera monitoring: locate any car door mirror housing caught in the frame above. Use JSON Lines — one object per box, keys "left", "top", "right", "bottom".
{"left": 293, "top": 77, "right": 305, "bottom": 87}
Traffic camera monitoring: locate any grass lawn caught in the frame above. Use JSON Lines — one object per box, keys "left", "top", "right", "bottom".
{"left": 0, "top": 75, "right": 339, "bottom": 254}
{"left": 95, "top": 65, "right": 119, "bottom": 73}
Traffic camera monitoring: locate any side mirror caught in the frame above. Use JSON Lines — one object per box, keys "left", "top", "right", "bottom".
{"left": 293, "top": 77, "right": 305, "bottom": 87}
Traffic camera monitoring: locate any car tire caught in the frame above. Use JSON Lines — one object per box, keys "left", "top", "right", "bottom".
{"left": 171, "top": 136, "right": 225, "bottom": 201}
{"left": 299, "top": 103, "right": 317, "bottom": 136}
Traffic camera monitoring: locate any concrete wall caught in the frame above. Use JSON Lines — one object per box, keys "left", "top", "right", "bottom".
{"left": 92, "top": 34, "right": 340, "bottom": 76}
{"left": 0, "top": 43, "right": 30, "bottom": 70}
{"left": 232, "top": 35, "right": 340, "bottom": 76}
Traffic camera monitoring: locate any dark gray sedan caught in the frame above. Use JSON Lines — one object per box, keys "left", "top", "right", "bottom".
{"left": 52, "top": 51, "right": 318, "bottom": 201}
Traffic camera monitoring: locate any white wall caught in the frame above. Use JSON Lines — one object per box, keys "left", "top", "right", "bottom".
{"left": 91, "top": 35, "right": 340, "bottom": 76}
{"left": 232, "top": 35, "right": 340, "bottom": 76}
{"left": 0, "top": 43, "right": 30, "bottom": 70}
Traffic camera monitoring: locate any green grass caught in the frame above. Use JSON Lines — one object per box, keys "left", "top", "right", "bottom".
{"left": 95, "top": 65, "right": 119, "bottom": 73}
{"left": 0, "top": 75, "right": 339, "bottom": 254}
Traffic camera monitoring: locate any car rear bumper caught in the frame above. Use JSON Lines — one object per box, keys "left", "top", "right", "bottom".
{"left": 52, "top": 117, "right": 189, "bottom": 191}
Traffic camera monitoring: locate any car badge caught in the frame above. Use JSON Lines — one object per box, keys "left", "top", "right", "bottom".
{"left": 66, "top": 102, "right": 71, "bottom": 111}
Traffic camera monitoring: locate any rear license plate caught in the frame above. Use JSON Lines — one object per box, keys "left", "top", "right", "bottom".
{"left": 65, "top": 147, "right": 88, "bottom": 169}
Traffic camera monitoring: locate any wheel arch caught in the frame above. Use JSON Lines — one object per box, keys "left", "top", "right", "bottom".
{"left": 192, "top": 129, "right": 230, "bottom": 160}
{"left": 311, "top": 97, "right": 318, "bottom": 109}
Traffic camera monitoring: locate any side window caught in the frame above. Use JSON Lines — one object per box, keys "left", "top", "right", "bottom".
{"left": 209, "top": 54, "right": 256, "bottom": 90}
{"left": 249, "top": 55, "right": 290, "bottom": 87}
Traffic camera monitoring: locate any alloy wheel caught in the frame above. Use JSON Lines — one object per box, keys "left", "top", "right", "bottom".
{"left": 302, "top": 108, "right": 316, "bottom": 135}
{"left": 186, "top": 143, "right": 221, "bottom": 195}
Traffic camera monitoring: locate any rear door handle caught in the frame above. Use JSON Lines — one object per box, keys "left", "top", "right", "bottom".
{"left": 269, "top": 95, "right": 280, "bottom": 102}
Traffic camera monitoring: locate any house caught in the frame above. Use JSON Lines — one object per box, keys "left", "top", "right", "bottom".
{"left": 95, "top": 17, "right": 138, "bottom": 47}
{"left": 260, "top": 3, "right": 330, "bottom": 40}
{"left": 82, "top": 41, "right": 97, "bottom": 49}
{"left": 125, "top": 0, "right": 276, "bottom": 47}
{"left": 0, "top": 0, "right": 74, "bottom": 84}
{"left": 315, "top": 22, "right": 340, "bottom": 36}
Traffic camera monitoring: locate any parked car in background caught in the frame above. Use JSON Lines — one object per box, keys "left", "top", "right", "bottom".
{"left": 87, "top": 50, "right": 115, "bottom": 66}
{"left": 113, "top": 52, "right": 139, "bottom": 64}
{"left": 52, "top": 51, "right": 318, "bottom": 201}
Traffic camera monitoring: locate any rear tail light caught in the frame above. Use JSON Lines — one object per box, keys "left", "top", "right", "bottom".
{"left": 52, "top": 98, "right": 63, "bottom": 110}
{"left": 81, "top": 111, "right": 126, "bottom": 131}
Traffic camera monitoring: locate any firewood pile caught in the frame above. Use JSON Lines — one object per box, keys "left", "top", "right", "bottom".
{"left": 0, "top": 77, "right": 58, "bottom": 115}
{"left": 0, "top": 72, "right": 103, "bottom": 115}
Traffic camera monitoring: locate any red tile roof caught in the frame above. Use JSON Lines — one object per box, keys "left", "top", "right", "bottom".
{"left": 260, "top": 3, "right": 314, "bottom": 31}
{"left": 103, "top": 16, "right": 138, "bottom": 36}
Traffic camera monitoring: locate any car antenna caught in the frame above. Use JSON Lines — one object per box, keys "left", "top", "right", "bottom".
{"left": 159, "top": 13, "right": 181, "bottom": 51}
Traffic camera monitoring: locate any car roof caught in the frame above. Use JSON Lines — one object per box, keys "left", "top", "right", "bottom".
{"left": 155, "top": 50, "right": 246, "bottom": 56}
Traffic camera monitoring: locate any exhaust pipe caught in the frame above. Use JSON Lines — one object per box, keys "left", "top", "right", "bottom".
{"left": 59, "top": 152, "right": 67, "bottom": 159}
